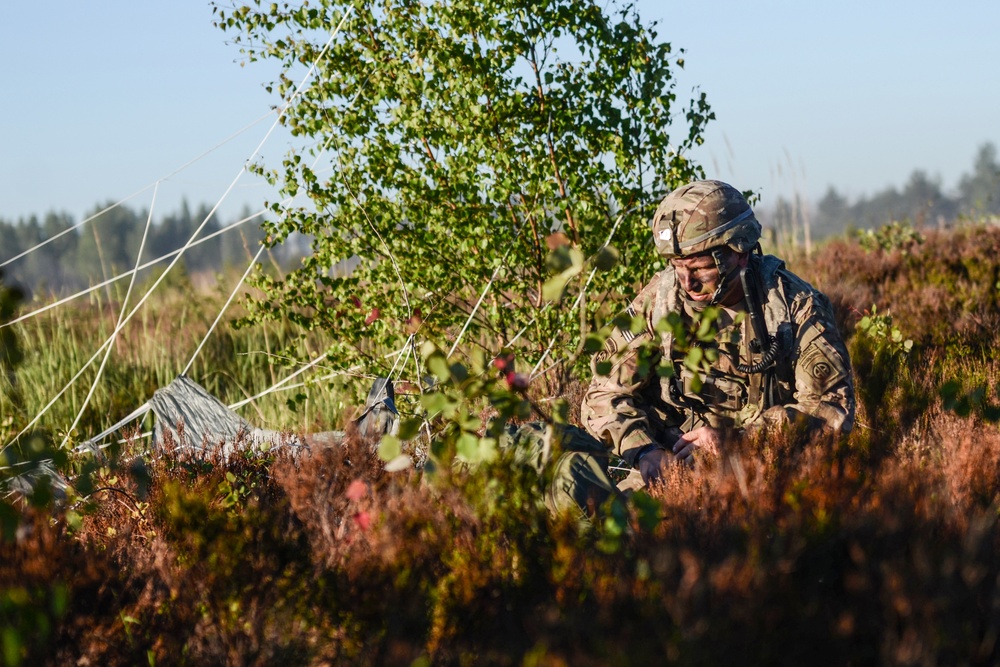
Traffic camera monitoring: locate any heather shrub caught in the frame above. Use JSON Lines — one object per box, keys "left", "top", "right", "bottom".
{"left": 801, "top": 223, "right": 1000, "bottom": 352}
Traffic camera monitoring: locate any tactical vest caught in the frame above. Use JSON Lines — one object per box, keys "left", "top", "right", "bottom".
{"left": 650, "top": 254, "right": 795, "bottom": 430}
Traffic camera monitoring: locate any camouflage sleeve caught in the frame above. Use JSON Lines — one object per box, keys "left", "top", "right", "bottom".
{"left": 763, "top": 284, "right": 855, "bottom": 434}
{"left": 581, "top": 279, "right": 670, "bottom": 466}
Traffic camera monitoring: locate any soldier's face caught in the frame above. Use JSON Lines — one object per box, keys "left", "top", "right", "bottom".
{"left": 671, "top": 250, "right": 748, "bottom": 304}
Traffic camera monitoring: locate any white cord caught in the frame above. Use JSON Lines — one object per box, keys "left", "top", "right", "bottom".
{"left": 0, "top": 110, "right": 275, "bottom": 270}
{"left": 0, "top": 206, "right": 271, "bottom": 331}
{"left": 6, "top": 11, "right": 353, "bottom": 452}
{"left": 61, "top": 182, "right": 161, "bottom": 450}
{"left": 182, "top": 244, "right": 267, "bottom": 376}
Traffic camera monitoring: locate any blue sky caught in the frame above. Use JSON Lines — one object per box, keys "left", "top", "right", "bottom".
{"left": 2, "top": 1, "right": 998, "bottom": 224}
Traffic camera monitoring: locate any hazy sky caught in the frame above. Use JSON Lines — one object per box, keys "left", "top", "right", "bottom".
{"left": 3, "top": 1, "right": 998, "bottom": 225}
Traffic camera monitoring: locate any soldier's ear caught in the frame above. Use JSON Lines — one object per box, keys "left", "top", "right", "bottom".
{"left": 735, "top": 251, "right": 750, "bottom": 269}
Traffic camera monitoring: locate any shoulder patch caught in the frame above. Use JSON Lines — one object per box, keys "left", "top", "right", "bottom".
{"left": 594, "top": 336, "right": 619, "bottom": 365}
{"left": 797, "top": 336, "right": 848, "bottom": 393}
{"left": 812, "top": 361, "right": 833, "bottom": 381}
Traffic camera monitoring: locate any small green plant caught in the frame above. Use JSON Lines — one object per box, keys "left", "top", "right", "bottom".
{"left": 856, "top": 305, "right": 913, "bottom": 356}
{"left": 381, "top": 343, "right": 536, "bottom": 476}
{"left": 850, "top": 305, "right": 922, "bottom": 457}
{"left": 855, "top": 219, "right": 925, "bottom": 253}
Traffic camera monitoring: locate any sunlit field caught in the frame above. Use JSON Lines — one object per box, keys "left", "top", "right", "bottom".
{"left": 3, "top": 221, "right": 1000, "bottom": 665}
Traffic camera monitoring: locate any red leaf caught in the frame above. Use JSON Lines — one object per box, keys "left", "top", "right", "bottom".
{"left": 506, "top": 372, "right": 530, "bottom": 390}
{"left": 345, "top": 479, "right": 366, "bottom": 501}
{"left": 365, "top": 308, "right": 380, "bottom": 325}
{"left": 353, "top": 511, "right": 372, "bottom": 531}
{"left": 493, "top": 353, "right": 514, "bottom": 372}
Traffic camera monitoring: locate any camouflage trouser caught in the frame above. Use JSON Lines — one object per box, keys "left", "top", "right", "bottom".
{"left": 499, "top": 422, "right": 625, "bottom": 519}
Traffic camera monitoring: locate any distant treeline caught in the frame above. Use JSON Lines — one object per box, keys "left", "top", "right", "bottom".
{"left": 5, "top": 143, "right": 1000, "bottom": 298}
{"left": 0, "top": 201, "right": 270, "bottom": 300}
{"left": 770, "top": 142, "right": 1000, "bottom": 241}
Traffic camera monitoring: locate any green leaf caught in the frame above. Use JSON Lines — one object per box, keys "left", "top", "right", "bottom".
{"left": 217, "top": 0, "right": 712, "bottom": 390}
{"left": 428, "top": 355, "right": 451, "bottom": 383}
{"left": 456, "top": 432, "right": 480, "bottom": 461}
{"left": 477, "top": 438, "right": 498, "bottom": 463}
{"left": 542, "top": 266, "right": 581, "bottom": 302}
{"left": 684, "top": 347, "right": 704, "bottom": 371}
{"left": 65, "top": 510, "right": 83, "bottom": 532}
{"left": 397, "top": 417, "right": 423, "bottom": 440}
{"left": 584, "top": 332, "right": 607, "bottom": 353}
{"left": 421, "top": 392, "right": 452, "bottom": 417}
{"left": 378, "top": 435, "right": 402, "bottom": 462}
{"left": 449, "top": 362, "right": 469, "bottom": 383}
{"left": 631, "top": 491, "right": 662, "bottom": 531}
{"left": 552, "top": 398, "right": 569, "bottom": 425}
{"left": 593, "top": 245, "right": 619, "bottom": 271}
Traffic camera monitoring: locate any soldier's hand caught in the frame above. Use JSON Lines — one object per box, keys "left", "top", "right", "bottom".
{"left": 637, "top": 447, "right": 670, "bottom": 487}
{"left": 672, "top": 427, "right": 722, "bottom": 466}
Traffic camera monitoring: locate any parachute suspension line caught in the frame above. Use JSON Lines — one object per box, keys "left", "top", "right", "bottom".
{"left": 182, "top": 243, "right": 267, "bottom": 376}
{"left": 12, "top": 10, "right": 353, "bottom": 442}
{"left": 151, "top": 108, "right": 277, "bottom": 185}
{"left": 387, "top": 334, "right": 414, "bottom": 380}
{"left": 0, "top": 109, "right": 276, "bottom": 271}
{"left": 529, "top": 210, "right": 628, "bottom": 380}
{"left": 228, "top": 341, "right": 410, "bottom": 411}
{"left": 504, "top": 316, "right": 536, "bottom": 350}
{"left": 182, "top": 3, "right": 359, "bottom": 381}
{"left": 0, "top": 205, "right": 273, "bottom": 332}
{"left": 228, "top": 348, "right": 334, "bottom": 410}
{"left": 409, "top": 335, "right": 434, "bottom": 444}
{"left": 8, "top": 334, "right": 116, "bottom": 447}
{"left": 11, "top": 220, "right": 230, "bottom": 444}
{"left": 326, "top": 56, "right": 414, "bottom": 320}
{"left": 61, "top": 182, "right": 162, "bottom": 451}
{"left": 0, "top": 191, "right": 148, "bottom": 269}
{"left": 229, "top": 369, "right": 355, "bottom": 405}
{"left": 3, "top": 12, "right": 354, "bottom": 457}
{"left": 75, "top": 402, "right": 152, "bottom": 454}
{"left": 504, "top": 207, "right": 634, "bottom": 358}
{"left": 0, "top": 56, "right": 324, "bottom": 452}
{"left": 6, "top": 193, "right": 180, "bottom": 450}
{"left": 339, "top": 183, "right": 412, "bottom": 318}
{"left": 112, "top": 3, "right": 349, "bottom": 327}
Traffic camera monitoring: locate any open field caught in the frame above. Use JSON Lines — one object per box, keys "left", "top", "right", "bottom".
{"left": 2, "top": 222, "right": 1000, "bottom": 665}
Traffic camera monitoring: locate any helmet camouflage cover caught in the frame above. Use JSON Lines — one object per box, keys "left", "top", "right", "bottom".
{"left": 651, "top": 180, "right": 762, "bottom": 258}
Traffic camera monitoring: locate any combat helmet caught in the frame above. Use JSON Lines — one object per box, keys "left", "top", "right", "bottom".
{"left": 651, "top": 180, "right": 761, "bottom": 258}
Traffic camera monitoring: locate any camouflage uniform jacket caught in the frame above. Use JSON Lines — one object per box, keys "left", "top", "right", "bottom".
{"left": 581, "top": 253, "right": 855, "bottom": 466}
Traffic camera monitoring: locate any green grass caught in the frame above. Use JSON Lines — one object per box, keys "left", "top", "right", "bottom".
{"left": 0, "top": 269, "right": 359, "bottom": 448}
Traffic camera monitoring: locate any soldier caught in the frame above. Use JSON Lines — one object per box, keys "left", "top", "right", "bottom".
{"left": 581, "top": 180, "right": 855, "bottom": 486}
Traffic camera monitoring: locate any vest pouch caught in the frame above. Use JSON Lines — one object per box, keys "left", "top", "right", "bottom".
{"left": 678, "top": 366, "right": 748, "bottom": 413}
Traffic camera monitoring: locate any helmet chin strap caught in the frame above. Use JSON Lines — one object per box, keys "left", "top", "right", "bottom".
{"left": 684, "top": 247, "right": 741, "bottom": 310}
